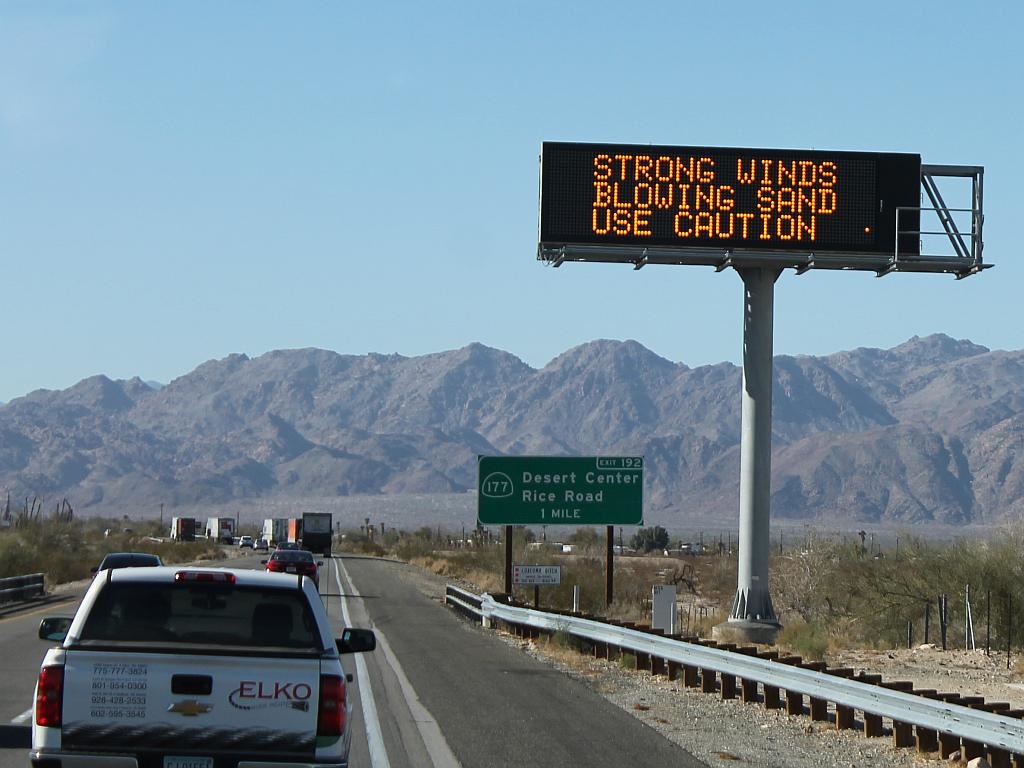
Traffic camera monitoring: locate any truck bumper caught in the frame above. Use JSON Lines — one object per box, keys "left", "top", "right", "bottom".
{"left": 31, "top": 753, "right": 347, "bottom": 768}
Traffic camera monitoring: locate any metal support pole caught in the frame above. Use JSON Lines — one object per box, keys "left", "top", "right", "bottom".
{"left": 504, "top": 525, "right": 513, "bottom": 597}
{"left": 715, "top": 267, "right": 781, "bottom": 644}
{"left": 606, "top": 525, "right": 614, "bottom": 607}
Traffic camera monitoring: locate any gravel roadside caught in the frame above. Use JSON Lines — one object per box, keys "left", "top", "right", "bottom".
{"left": 506, "top": 635, "right": 926, "bottom": 768}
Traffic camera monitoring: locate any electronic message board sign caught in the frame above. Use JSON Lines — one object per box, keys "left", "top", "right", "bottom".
{"left": 539, "top": 142, "right": 921, "bottom": 257}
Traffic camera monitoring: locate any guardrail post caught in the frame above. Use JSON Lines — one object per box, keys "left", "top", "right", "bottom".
{"left": 785, "top": 690, "right": 804, "bottom": 716}
{"left": 735, "top": 646, "right": 759, "bottom": 703}
{"left": 913, "top": 691, "right": 941, "bottom": 753}
{"left": 829, "top": 668, "right": 855, "bottom": 730}
{"left": 937, "top": 731, "right": 959, "bottom": 759}
{"left": 892, "top": 721, "right": 914, "bottom": 749}
{"left": 649, "top": 653, "right": 664, "bottom": 676}
{"left": 715, "top": 643, "right": 737, "bottom": 699}
{"left": 855, "top": 669, "right": 885, "bottom": 737}
{"left": 720, "top": 671, "right": 736, "bottom": 700}
{"left": 914, "top": 726, "right": 938, "bottom": 754}
{"left": 988, "top": 748, "right": 1011, "bottom": 768}
{"left": 800, "top": 661, "right": 828, "bottom": 721}
{"left": 834, "top": 703, "right": 855, "bottom": 730}
{"left": 776, "top": 655, "right": 804, "bottom": 715}
{"left": 740, "top": 676, "right": 757, "bottom": 703}
{"left": 683, "top": 664, "right": 700, "bottom": 688}
{"left": 700, "top": 666, "right": 717, "bottom": 694}
{"left": 877, "top": 680, "right": 916, "bottom": 747}
{"left": 758, "top": 650, "right": 782, "bottom": 709}
{"left": 962, "top": 738, "right": 985, "bottom": 761}
{"left": 667, "top": 660, "right": 681, "bottom": 681}
{"left": 808, "top": 696, "right": 828, "bottom": 722}
{"left": 984, "top": 702, "right": 1012, "bottom": 714}
{"left": 863, "top": 712, "right": 883, "bottom": 738}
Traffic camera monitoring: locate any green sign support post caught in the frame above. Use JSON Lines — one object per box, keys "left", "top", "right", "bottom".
{"left": 478, "top": 456, "right": 644, "bottom": 605}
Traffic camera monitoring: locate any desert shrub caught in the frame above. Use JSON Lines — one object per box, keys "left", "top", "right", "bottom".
{"left": 0, "top": 517, "right": 230, "bottom": 585}
{"left": 689, "top": 607, "right": 729, "bottom": 638}
{"left": 394, "top": 533, "right": 437, "bottom": 562}
{"left": 778, "top": 619, "right": 830, "bottom": 660}
{"left": 1013, "top": 657, "right": 1024, "bottom": 679}
{"left": 548, "top": 628, "right": 592, "bottom": 655}
{"left": 357, "top": 540, "right": 386, "bottom": 557}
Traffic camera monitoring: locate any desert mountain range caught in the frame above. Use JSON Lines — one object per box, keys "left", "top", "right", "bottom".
{"left": 1, "top": 334, "right": 1022, "bottom": 527}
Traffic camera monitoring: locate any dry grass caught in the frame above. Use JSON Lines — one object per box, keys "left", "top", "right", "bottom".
{"left": 1014, "top": 657, "right": 1024, "bottom": 678}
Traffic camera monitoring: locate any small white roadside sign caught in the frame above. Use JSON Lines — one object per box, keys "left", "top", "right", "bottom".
{"left": 513, "top": 565, "right": 562, "bottom": 585}
{"left": 651, "top": 583, "right": 677, "bottom": 634}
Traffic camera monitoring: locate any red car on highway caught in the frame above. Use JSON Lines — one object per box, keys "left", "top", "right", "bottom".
{"left": 262, "top": 549, "right": 321, "bottom": 588}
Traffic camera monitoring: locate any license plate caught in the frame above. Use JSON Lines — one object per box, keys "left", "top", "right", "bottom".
{"left": 164, "top": 757, "right": 213, "bottom": 768}
{"left": 286, "top": 566, "right": 297, "bottom": 572}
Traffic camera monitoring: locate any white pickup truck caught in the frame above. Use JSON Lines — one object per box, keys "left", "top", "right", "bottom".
{"left": 31, "top": 565, "right": 375, "bottom": 768}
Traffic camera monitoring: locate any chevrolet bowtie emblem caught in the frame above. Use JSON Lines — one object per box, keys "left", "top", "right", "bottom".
{"left": 168, "top": 700, "right": 213, "bottom": 716}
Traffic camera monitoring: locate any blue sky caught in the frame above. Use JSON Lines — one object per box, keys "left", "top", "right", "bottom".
{"left": 1, "top": 1, "right": 1020, "bottom": 404}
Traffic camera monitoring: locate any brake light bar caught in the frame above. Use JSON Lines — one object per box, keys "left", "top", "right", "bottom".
{"left": 174, "top": 571, "right": 237, "bottom": 584}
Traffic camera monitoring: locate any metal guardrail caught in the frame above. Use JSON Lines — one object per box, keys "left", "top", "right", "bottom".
{"left": 444, "top": 584, "right": 485, "bottom": 621}
{"left": 0, "top": 573, "right": 44, "bottom": 605}
{"left": 445, "top": 586, "right": 1024, "bottom": 761}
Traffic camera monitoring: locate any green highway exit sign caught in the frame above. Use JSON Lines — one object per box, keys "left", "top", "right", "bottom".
{"left": 477, "top": 456, "right": 644, "bottom": 526}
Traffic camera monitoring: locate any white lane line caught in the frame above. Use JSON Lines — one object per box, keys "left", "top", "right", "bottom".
{"left": 370, "top": 616, "right": 462, "bottom": 768}
{"left": 12, "top": 708, "right": 33, "bottom": 725}
{"left": 335, "top": 561, "right": 391, "bottom": 768}
{"left": 337, "top": 559, "right": 461, "bottom": 768}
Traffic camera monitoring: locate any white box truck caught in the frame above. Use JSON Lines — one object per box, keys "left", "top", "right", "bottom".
{"left": 204, "top": 517, "right": 235, "bottom": 544}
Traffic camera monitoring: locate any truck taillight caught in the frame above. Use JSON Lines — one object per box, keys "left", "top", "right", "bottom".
{"left": 36, "top": 665, "right": 64, "bottom": 727}
{"left": 317, "top": 674, "right": 346, "bottom": 737}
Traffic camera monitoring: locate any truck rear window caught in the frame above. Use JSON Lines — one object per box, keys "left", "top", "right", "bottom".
{"left": 78, "top": 583, "right": 323, "bottom": 649}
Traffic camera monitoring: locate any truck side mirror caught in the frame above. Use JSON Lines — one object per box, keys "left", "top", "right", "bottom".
{"left": 39, "top": 617, "right": 72, "bottom": 642}
{"left": 336, "top": 627, "right": 376, "bottom": 654}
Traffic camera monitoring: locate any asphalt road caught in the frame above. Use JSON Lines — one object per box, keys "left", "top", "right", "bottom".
{"left": 337, "top": 554, "right": 707, "bottom": 768}
{"left": 1, "top": 554, "right": 707, "bottom": 768}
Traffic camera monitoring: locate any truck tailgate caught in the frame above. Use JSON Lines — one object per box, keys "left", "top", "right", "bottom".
{"left": 61, "top": 650, "right": 322, "bottom": 756}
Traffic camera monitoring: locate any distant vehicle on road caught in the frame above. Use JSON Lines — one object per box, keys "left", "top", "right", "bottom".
{"left": 275, "top": 541, "right": 301, "bottom": 551}
{"left": 263, "top": 549, "right": 322, "bottom": 589}
{"left": 90, "top": 552, "right": 163, "bottom": 577}
{"left": 238, "top": 535, "right": 254, "bottom": 548}
{"left": 262, "top": 517, "right": 288, "bottom": 547}
{"left": 168, "top": 516, "right": 197, "bottom": 541}
{"left": 204, "top": 516, "right": 235, "bottom": 544}
{"left": 254, "top": 537, "right": 270, "bottom": 552}
{"left": 301, "top": 512, "right": 333, "bottom": 556}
